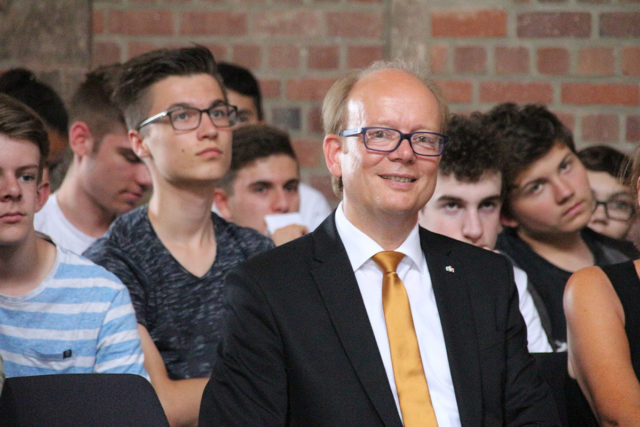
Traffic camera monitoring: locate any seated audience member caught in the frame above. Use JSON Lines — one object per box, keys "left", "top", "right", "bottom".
{"left": 0, "top": 94, "right": 146, "bottom": 378}
{"left": 0, "top": 68, "right": 69, "bottom": 190}
{"left": 564, "top": 147, "right": 640, "bottom": 425}
{"left": 34, "top": 64, "right": 152, "bottom": 254}
{"left": 217, "top": 62, "right": 331, "bottom": 230}
{"left": 419, "top": 113, "right": 553, "bottom": 352}
{"left": 83, "top": 46, "right": 273, "bottom": 425}
{"left": 214, "top": 124, "right": 307, "bottom": 246}
{"left": 491, "top": 103, "right": 638, "bottom": 350}
{"left": 578, "top": 145, "right": 635, "bottom": 240}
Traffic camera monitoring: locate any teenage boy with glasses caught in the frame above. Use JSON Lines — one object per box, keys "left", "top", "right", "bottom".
{"left": 84, "top": 46, "right": 273, "bottom": 426}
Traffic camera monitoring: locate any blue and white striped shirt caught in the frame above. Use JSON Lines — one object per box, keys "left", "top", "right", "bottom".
{"left": 0, "top": 246, "right": 147, "bottom": 378}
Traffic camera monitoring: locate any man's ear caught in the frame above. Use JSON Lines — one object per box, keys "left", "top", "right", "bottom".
{"left": 213, "top": 188, "right": 233, "bottom": 220}
{"left": 35, "top": 179, "right": 51, "bottom": 213}
{"left": 500, "top": 212, "right": 519, "bottom": 228}
{"left": 323, "top": 133, "right": 343, "bottom": 180}
{"left": 68, "top": 121, "right": 93, "bottom": 157}
{"left": 130, "top": 129, "right": 151, "bottom": 159}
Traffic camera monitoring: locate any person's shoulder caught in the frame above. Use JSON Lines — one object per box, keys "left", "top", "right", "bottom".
{"left": 84, "top": 206, "right": 149, "bottom": 256}
{"left": 53, "top": 246, "right": 127, "bottom": 292}
{"left": 584, "top": 227, "right": 640, "bottom": 259}
{"left": 213, "top": 212, "right": 275, "bottom": 253}
{"left": 421, "top": 227, "right": 508, "bottom": 263}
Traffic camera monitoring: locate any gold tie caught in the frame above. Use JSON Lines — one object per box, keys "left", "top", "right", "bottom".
{"left": 372, "top": 251, "right": 438, "bottom": 427}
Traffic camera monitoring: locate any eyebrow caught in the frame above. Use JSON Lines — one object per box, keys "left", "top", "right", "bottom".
{"left": 166, "top": 99, "right": 227, "bottom": 110}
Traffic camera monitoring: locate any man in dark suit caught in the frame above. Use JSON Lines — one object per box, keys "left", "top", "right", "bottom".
{"left": 199, "top": 62, "right": 559, "bottom": 426}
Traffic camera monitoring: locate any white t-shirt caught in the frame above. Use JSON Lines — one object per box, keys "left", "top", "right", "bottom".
{"left": 34, "top": 193, "right": 97, "bottom": 255}
{"left": 298, "top": 183, "right": 332, "bottom": 231}
{"left": 513, "top": 265, "right": 553, "bottom": 353}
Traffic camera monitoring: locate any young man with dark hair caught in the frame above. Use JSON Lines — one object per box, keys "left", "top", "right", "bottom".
{"left": 34, "top": 64, "right": 152, "bottom": 254}
{"left": 0, "top": 93, "right": 146, "bottom": 378}
{"left": 214, "top": 124, "right": 307, "bottom": 245}
{"left": 0, "top": 68, "right": 69, "bottom": 189}
{"left": 83, "top": 46, "right": 273, "bottom": 425}
{"left": 578, "top": 145, "right": 635, "bottom": 240}
{"left": 217, "top": 62, "right": 332, "bottom": 231}
{"left": 419, "top": 113, "right": 552, "bottom": 352}
{"left": 491, "top": 103, "right": 638, "bottom": 349}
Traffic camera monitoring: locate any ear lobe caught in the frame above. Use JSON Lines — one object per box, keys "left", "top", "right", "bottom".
{"left": 500, "top": 212, "right": 518, "bottom": 228}
{"left": 213, "top": 188, "right": 233, "bottom": 220}
{"left": 323, "top": 133, "right": 343, "bottom": 179}
{"left": 35, "top": 180, "right": 51, "bottom": 213}
{"left": 130, "top": 130, "right": 150, "bottom": 159}
{"left": 68, "top": 121, "right": 93, "bottom": 157}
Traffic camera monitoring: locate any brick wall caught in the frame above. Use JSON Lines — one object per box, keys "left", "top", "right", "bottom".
{"left": 2, "top": 0, "right": 639, "bottom": 203}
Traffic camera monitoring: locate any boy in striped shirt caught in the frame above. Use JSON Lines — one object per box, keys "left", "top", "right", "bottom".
{"left": 0, "top": 93, "right": 146, "bottom": 379}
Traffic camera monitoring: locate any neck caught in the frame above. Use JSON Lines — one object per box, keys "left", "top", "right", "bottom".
{"left": 342, "top": 200, "right": 417, "bottom": 250}
{"left": 56, "top": 163, "right": 115, "bottom": 237}
{"left": 148, "top": 178, "right": 216, "bottom": 244}
{"left": 517, "top": 227, "right": 594, "bottom": 272}
{"left": 0, "top": 233, "right": 56, "bottom": 296}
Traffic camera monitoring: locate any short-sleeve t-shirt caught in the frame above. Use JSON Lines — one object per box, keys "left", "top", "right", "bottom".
{"left": 84, "top": 205, "right": 274, "bottom": 379}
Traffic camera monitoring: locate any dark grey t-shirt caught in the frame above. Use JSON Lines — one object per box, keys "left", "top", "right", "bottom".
{"left": 84, "top": 205, "right": 274, "bottom": 379}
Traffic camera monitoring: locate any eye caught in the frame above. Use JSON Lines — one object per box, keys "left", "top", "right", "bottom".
{"left": 442, "top": 201, "right": 461, "bottom": 213}
{"left": 171, "top": 108, "right": 194, "bottom": 122}
{"left": 284, "top": 182, "right": 299, "bottom": 193}
{"left": 412, "top": 133, "right": 437, "bottom": 145}
{"left": 18, "top": 173, "right": 37, "bottom": 183}
{"left": 252, "top": 183, "right": 269, "bottom": 194}
{"left": 479, "top": 200, "right": 499, "bottom": 212}
{"left": 559, "top": 158, "right": 573, "bottom": 173}
{"left": 524, "top": 182, "right": 543, "bottom": 195}
{"left": 609, "top": 200, "right": 634, "bottom": 213}
{"left": 367, "top": 128, "right": 393, "bottom": 140}
{"left": 210, "top": 107, "right": 229, "bottom": 119}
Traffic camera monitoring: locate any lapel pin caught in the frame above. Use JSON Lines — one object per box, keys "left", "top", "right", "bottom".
{"left": 445, "top": 265, "right": 455, "bottom": 273}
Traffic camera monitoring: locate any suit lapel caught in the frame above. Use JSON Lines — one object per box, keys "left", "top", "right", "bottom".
{"left": 421, "top": 228, "right": 482, "bottom": 426}
{"left": 310, "top": 215, "right": 403, "bottom": 427}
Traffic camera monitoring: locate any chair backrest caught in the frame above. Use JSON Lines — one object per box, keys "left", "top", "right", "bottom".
{"left": 0, "top": 373, "right": 169, "bottom": 427}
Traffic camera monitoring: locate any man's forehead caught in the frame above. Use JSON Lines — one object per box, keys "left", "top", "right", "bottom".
{"left": 435, "top": 172, "right": 502, "bottom": 200}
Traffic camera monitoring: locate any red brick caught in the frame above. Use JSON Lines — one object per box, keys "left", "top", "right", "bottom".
{"left": 582, "top": 114, "right": 619, "bottom": 142}
{"left": 517, "top": 13, "right": 591, "bottom": 37}
{"left": 307, "top": 105, "right": 323, "bottom": 134}
{"left": 327, "top": 11, "right": 383, "bottom": 38}
{"left": 495, "top": 46, "right": 529, "bottom": 74}
{"left": 622, "top": 47, "right": 640, "bottom": 76}
{"left": 179, "top": 11, "right": 247, "bottom": 36}
{"left": 627, "top": 116, "right": 640, "bottom": 142}
{"left": 287, "top": 78, "right": 336, "bottom": 101}
{"left": 255, "top": 11, "right": 322, "bottom": 37}
{"left": 93, "top": 10, "right": 105, "bottom": 34}
{"left": 479, "top": 82, "right": 553, "bottom": 104}
{"left": 577, "top": 47, "right": 614, "bottom": 75}
{"left": 260, "top": 79, "right": 281, "bottom": 99}
{"left": 432, "top": 9, "right": 507, "bottom": 37}
{"left": 430, "top": 45, "right": 448, "bottom": 74}
{"left": 562, "top": 83, "right": 639, "bottom": 105}
{"left": 309, "top": 46, "right": 339, "bottom": 70}
{"left": 537, "top": 47, "right": 570, "bottom": 75}
{"left": 232, "top": 45, "right": 261, "bottom": 69}
{"left": 269, "top": 45, "right": 300, "bottom": 69}
{"left": 347, "top": 46, "right": 384, "bottom": 68}
{"left": 454, "top": 47, "right": 486, "bottom": 74}
{"left": 600, "top": 12, "right": 640, "bottom": 37}
{"left": 555, "top": 112, "right": 576, "bottom": 133}
{"left": 91, "top": 42, "right": 121, "bottom": 67}
{"left": 202, "top": 44, "right": 228, "bottom": 61}
{"left": 107, "top": 10, "right": 174, "bottom": 35}
{"left": 436, "top": 80, "right": 473, "bottom": 103}
{"left": 292, "top": 138, "right": 323, "bottom": 168}
{"left": 128, "top": 42, "right": 161, "bottom": 59}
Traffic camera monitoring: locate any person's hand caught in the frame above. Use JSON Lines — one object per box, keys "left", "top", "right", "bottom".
{"left": 271, "top": 224, "right": 308, "bottom": 246}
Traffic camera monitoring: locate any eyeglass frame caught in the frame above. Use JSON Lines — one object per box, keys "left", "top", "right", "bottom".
{"left": 136, "top": 102, "right": 238, "bottom": 131}
{"left": 592, "top": 198, "right": 636, "bottom": 221}
{"left": 338, "top": 126, "right": 448, "bottom": 157}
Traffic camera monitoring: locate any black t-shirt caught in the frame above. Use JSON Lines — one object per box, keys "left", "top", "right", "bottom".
{"left": 496, "top": 227, "right": 638, "bottom": 346}
{"left": 84, "top": 205, "right": 274, "bottom": 379}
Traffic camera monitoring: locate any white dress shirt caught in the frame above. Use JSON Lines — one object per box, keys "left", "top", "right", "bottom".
{"left": 334, "top": 204, "right": 461, "bottom": 426}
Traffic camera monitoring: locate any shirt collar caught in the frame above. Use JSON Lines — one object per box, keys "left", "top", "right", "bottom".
{"left": 335, "top": 201, "right": 422, "bottom": 272}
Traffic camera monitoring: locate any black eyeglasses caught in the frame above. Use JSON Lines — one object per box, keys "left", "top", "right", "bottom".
{"left": 136, "top": 102, "right": 237, "bottom": 131}
{"left": 592, "top": 199, "right": 635, "bottom": 221}
{"left": 339, "top": 127, "right": 448, "bottom": 157}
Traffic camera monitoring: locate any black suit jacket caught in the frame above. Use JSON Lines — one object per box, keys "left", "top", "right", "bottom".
{"left": 200, "top": 214, "right": 559, "bottom": 426}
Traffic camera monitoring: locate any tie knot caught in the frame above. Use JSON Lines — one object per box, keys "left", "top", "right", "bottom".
{"left": 372, "top": 251, "right": 405, "bottom": 274}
